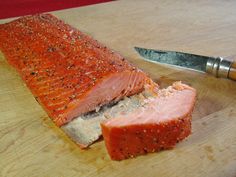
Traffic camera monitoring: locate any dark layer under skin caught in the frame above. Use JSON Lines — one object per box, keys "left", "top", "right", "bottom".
{"left": 0, "top": 14, "right": 151, "bottom": 126}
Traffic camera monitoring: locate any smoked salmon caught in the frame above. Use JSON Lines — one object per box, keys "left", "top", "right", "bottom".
{"left": 101, "top": 82, "right": 196, "bottom": 160}
{"left": 0, "top": 14, "right": 196, "bottom": 154}
{"left": 0, "top": 14, "right": 152, "bottom": 127}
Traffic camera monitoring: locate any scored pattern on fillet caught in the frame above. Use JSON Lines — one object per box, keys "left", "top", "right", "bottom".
{"left": 0, "top": 14, "right": 146, "bottom": 126}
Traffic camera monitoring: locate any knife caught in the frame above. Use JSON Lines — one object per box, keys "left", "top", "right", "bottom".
{"left": 135, "top": 47, "right": 236, "bottom": 81}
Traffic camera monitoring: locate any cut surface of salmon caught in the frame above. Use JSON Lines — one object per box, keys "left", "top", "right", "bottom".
{"left": 62, "top": 87, "right": 157, "bottom": 148}
{"left": 101, "top": 82, "right": 196, "bottom": 160}
{"left": 0, "top": 14, "right": 152, "bottom": 127}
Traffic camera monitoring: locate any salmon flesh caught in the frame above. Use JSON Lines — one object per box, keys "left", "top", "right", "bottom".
{"left": 0, "top": 14, "right": 196, "bottom": 155}
{"left": 101, "top": 82, "right": 196, "bottom": 160}
{"left": 0, "top": 14, "right": 156, "bottom": 147}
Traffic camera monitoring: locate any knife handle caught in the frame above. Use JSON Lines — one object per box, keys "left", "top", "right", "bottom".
{"left": 206, "top": 57, "right": 236, "bottom": 81}
{"left": 228, "top": 61, "right": 236, "bottom": 80}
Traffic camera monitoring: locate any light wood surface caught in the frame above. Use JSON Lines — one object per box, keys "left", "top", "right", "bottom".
{"left": 1, "top": 0, "right": 236, "bottom": 176}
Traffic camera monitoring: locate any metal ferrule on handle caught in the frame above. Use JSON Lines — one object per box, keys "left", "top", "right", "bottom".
{"left": 206, "top": 57, "right": 232, "bottom": 79}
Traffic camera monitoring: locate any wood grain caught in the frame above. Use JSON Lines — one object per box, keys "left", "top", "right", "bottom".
{"left": 1, "top": 0, "right": 236, "bottom": 176}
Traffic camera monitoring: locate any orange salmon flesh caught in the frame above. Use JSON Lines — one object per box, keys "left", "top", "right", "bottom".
{"left": 0, "top": 14, "right": 196, "bottom": 159}
{"left": 0, "top": 14, "right": 152, "bottom": 127}
{"left": 101, "top": 82, "right": 196, "bottom": 160}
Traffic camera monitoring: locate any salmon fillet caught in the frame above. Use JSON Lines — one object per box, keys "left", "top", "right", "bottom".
{"left": 0, "top": 14, "right": 152, "bottom": 127}
{"left": 101, "top": 82, "right": 196, "bottom": 160}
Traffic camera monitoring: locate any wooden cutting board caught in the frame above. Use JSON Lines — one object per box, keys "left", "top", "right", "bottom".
{"left": 1, "top": 0, "right": 236, "bottom": 176}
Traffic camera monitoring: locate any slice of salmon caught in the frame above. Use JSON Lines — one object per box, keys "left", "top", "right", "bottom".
{"left": 0, "top": 14, "right": 154, "bottom": 127}
{"left": 101, "top": 82, "right": 196, "bottom": 160}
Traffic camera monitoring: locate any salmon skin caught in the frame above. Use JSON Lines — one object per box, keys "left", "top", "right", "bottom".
{"left": 101, "top": 82, "right": 196, "bottom": 160}
{"left": 0, "top": 14, "right": 151, "bottom": 127}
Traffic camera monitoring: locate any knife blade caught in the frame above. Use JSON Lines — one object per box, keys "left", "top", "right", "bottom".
{"left": 135, "top": 47, "right": 236, "bottom": 81}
